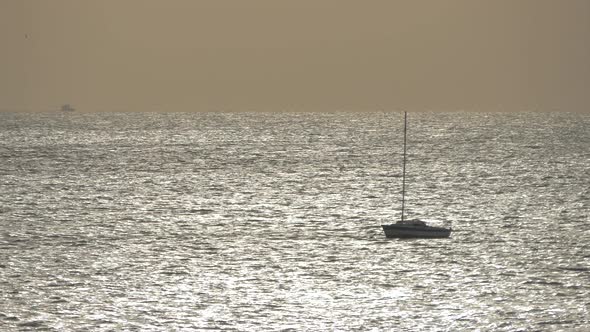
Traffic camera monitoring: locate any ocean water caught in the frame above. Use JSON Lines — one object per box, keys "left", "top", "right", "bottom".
{"left": 0, "top": 111, "right": 588, "bottom": 331}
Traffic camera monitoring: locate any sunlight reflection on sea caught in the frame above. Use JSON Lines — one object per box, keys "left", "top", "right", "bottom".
{"left": 0, "top": 111, "right": 588, "bottom": 331}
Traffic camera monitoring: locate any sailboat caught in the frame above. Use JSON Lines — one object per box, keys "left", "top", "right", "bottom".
{"left": 381, "top": 112, "right": 452, "bottom": 238}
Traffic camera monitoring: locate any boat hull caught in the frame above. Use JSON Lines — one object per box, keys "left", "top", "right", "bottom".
{"left": 381, "top": 224, "right": 452, "bottom": 238}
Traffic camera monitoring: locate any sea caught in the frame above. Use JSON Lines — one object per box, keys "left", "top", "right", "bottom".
{"left": 0, "top": 111, "right": 588, "bottom": 331}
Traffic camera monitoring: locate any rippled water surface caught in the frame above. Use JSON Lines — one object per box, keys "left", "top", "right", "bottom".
{"left": 1, "top": 111, "right": 589, "bottom": 331}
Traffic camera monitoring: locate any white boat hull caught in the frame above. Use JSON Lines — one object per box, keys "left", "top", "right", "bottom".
{"left": 381, "top": 224, "right": 451, "bottom": 238}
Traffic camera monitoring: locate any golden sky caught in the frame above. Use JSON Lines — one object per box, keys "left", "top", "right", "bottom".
{"left": 2, "top": 0, "right": 589, "bottom": 111}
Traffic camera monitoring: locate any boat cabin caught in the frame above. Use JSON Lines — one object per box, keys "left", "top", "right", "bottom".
{"left": 397, "top": 219, "right": 427, "bottom": 226}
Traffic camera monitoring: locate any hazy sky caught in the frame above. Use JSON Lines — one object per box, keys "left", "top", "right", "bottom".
{"left": 2, "top": 0, "right": 589, "bottom": 112}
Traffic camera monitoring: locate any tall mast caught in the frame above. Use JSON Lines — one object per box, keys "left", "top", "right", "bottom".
{"left": 401, "top": 112, "right": 407, "bottom": 222}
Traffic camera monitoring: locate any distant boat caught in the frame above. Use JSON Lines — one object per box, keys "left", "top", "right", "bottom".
{"left": 60, "top": 104, "right": 75, "bottom": 112}
{"left": 381, "top": 112, "right": 452, "bottom": 238}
